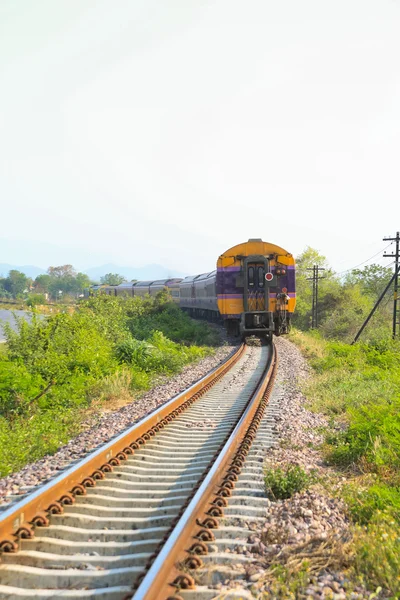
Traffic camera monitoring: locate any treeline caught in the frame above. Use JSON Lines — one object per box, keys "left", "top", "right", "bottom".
{"left": 0, "top": 267, "right": 128, "bottom": 304}
{"left": 1, "top": 248, "right": 395, "bottom": 340}
{"left": 293, "top": 246, "right": 394, "bottom": 342}
{"left": 0, "top": 265, "right": 91, "bottom": 303}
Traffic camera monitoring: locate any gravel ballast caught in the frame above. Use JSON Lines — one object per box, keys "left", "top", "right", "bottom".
{"left": 195, "top": 336, "right": 376, "bottom": 599}
{"left": 0, "top": 335, "right": 380, "bottom": 598}
{"left": 245, "top": 337, "right": 377, "bottom": 599}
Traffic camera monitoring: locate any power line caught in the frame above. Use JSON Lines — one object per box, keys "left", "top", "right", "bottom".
{"left": 297, "top": 243, "right": 393, "bottom": 278}
{"left": 335, "top": 242, "right": 394, "bottom": 276}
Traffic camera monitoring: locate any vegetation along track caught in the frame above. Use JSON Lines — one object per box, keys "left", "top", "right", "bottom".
{"left": 0, "top": 342, "right": 277, "bottom": 599}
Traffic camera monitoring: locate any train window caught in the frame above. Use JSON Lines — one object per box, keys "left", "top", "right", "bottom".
{"left": 248, "top": 266, "right": 255, "bottom": 287}
{"left": 258, "top": 267, "right": 264, "bottom": 288}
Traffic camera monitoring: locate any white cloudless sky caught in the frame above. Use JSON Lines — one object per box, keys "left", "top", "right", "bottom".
{"left": 1, "top": 0, "right": 399, "bottom": 275}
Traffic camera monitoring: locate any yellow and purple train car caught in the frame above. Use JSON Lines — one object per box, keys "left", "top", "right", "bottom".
{"left": 180, "top": 239, "right": 295, "bottom": 339}
{"left": 217, "top": 238, "right": 295, "bottom": 338}
{"left": 88, "top": 239, "right": 295, "bottom": 340}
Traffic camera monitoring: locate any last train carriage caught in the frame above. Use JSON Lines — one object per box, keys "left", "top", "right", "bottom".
{"left": 180, "top": 239, "right": 296, "bottom": 339}
{"left": 87, "top": 239, "right": 296, "bottom": 340}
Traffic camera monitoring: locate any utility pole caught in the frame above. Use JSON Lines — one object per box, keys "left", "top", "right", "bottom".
{"left": 352, "top": 267, "right": 399, "bottom": 344}
{"left": 307, "top": 265, "right": 316, "bottom": 329}
{"left": 383, "top": 231, "right": 400, "bottom": 339}
{"left": 307, "top": 265, "right": 325, "bottom": 329}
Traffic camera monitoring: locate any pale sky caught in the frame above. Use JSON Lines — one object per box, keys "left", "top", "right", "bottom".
{"left": 1, "top": 0, "right": 399, "bottom": 275}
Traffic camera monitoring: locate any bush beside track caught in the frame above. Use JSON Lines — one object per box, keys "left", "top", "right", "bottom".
{"left": 291, "top": 329, "right": 400, "bottom": 596}
{"left": 0, "top": 293, "right": 219, "bottom": 477}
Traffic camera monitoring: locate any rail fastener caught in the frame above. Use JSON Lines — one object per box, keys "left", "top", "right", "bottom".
{"left": 134, "top": 343, "right": 278, "bottom": 600}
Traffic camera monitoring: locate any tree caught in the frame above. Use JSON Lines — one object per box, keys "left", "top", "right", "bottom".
{"left": 46, "top": 265, "right": 78, "bottom": 298}
{"left": 100, "top": 273, "right": 127, "bottom": 286}
{"left": 345, "top": 264, "right": 393, "bottom": 300}
{"left": 47, "top": 265, "right": 76, "bottom": 279}
{"left": 0, "top": 280, "right": 11, "bottom": 298}
{"left": 293, "top": 249, "right": 393, "bottom": 340}
{"left": 3, "top": 270, "right": 29, "bottom": 297}
{"left": 42, "top": 265, "right": 91, "bottom": 299}
{"left": 75, "top": 272, "right": 92, "bottom": 293}
{"left": 293, "top": 247, "right": 336, "bottom": 330}
{"left": 34, "top": 274, "right": 52, "bottom": 293}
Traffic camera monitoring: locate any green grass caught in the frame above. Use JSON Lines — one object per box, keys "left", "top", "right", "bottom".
{"left": 260, "top": 562, "right": 311, "bottom": 599}
{"left": 301, "top": 338, "right": 400, "bottom": 476}
{"left": 0, "top": 294, "right": 217, "bottom": 477}
{"left": 343, "top": 480, "right": 400, "bottom": 525}
{"left": 127, "top": 301, "right": 220, "bottom": 346}
{"left": 0, "top": 410, "right": 78, "bottom": 474}
{"left": 291, "top": 329, "right": 400, "bottom": 596}
{"left": 353, "top": 513, "right": 400, "bottom": 597}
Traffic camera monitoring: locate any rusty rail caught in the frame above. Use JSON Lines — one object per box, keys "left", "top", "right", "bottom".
{"left": 134, "top": 343, "right": 277, "bottom": 600}
{"left": 0, "top": 344, "right": 245, "bottom": 553}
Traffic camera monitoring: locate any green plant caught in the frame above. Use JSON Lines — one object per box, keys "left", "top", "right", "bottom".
{"left": 0, "top": 409, "right": 79, "bottom": 477}
{"left": 343, "top": 482, "right": 400, "bottom": 525}
{"left": 127, "top": 300, "right": 220, "bottom": 346}
{"left": 262, "top": 562, "right": 311, "bottom": 599}
{"left": 0, "top": 293, "right": 216, "bottom": 476}
{"left": 115, "top": 338, "right": 154, "bottom": 365}
{"left": 264, "top": 464, "right": 315, "bottom": 500}
{"left": 292, "top": 331, "right": 400, "bottom": 595}
{"left": 353, "top": 512, "right": 400, "bottom": 596}
{"left": 89, "top": 368, "right": 133, "bottom": 404}
{"left": 26, "top": 293, "right": 46, "bottom": 307}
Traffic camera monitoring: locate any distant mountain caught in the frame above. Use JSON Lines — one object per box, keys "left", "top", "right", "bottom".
{"left": 84, "top": 264, "right": 188, "bottom": 283}
{"left": 0, "top": 263, "right": 46, "bottom": 278}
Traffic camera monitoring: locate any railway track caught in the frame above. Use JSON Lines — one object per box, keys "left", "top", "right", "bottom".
{"left": 0, "top": 342, "right": 277, "bottom": 600}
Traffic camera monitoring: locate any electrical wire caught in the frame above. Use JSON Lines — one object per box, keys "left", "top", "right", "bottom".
{"left": 357, "top": 260, "right": 396, "bottom": 309}
{"left": 296, "top": 242, "right": 394, "bottom": 277}
{"left": 335, "top": 242, "right": 394, "bottom": 276}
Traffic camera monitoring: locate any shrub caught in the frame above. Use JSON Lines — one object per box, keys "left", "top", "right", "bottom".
{"left": 0, "top": 409, "right": 78, "bottom": 477}
{"left": 0, "top": 358, "right": 45, "bottom": 419}
{"left": 26, "top": 294, "right": 46, "bottom": 307}
{"left": 0, "top": 293, "right": 217, "bottom": 475}
{"left": 116, "top": 330, "right": 208, "bottom": 375}
{"left": 127, "top": 301, "right": 220, "bottom": 346}
{"left": 115, "top": 338, "right": 154, "bottom": 365}
{"left": 264, "top": 464, "right": 315, "bottom": 500}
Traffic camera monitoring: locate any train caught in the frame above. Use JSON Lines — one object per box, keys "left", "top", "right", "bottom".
{"left": 88, "top": 239, "right": 296, "bottom": 340}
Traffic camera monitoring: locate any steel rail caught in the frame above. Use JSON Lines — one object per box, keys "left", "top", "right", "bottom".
{"left": 133, "top": 343, "right": 277, "bottom": 600}
{"left": 0, "top": 344, "right": 245, "bottom": 553}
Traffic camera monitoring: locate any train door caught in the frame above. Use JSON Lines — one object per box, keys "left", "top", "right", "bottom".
{"left": 246, "top": 262, "right": 267, "bottom": 311}
{"left": 241, "top": 255, "right": 271, "bottom": 335}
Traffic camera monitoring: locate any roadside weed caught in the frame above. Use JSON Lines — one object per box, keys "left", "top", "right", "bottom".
{"left": 264, "top": 464, "right": 316, "bottom": 500}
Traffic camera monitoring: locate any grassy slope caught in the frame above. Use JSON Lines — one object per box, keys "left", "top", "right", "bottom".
{"left": 290, "top": 329, "right": 400, "bottom": 596}
{"left": 0, "top": 295, "right": 220, "bottom": 477}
